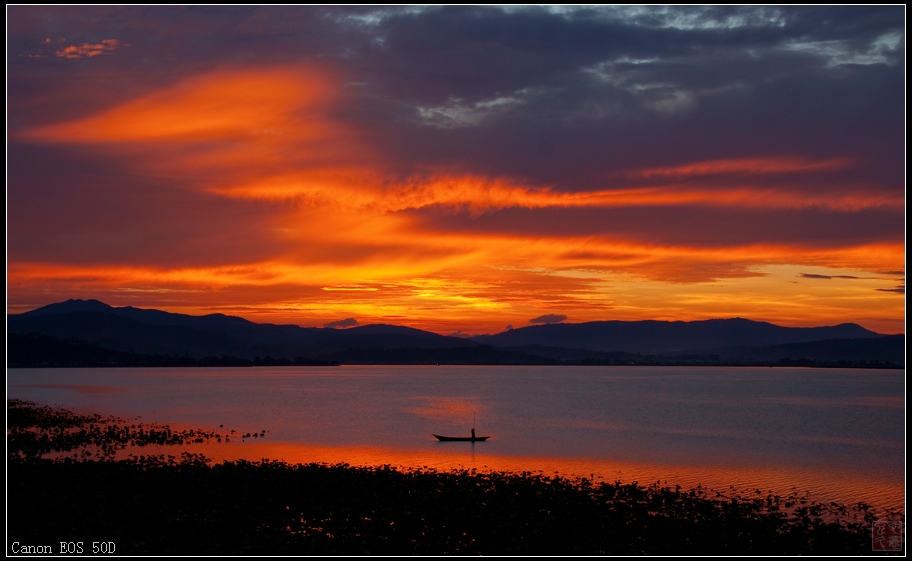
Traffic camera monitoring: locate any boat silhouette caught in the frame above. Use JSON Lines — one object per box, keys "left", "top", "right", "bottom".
{"left": 432, "top": 433, "right": 489, "bottom": 442}
{"left": 434, "top": 414, "right": 488, "bottom": 441}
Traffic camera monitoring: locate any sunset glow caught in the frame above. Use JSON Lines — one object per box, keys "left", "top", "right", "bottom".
{"left": 8, "top": 7, "right": 905, "bottom": 334}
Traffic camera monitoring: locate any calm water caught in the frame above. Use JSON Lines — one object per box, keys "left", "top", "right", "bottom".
{"left": 7, "top": 365, "right": 905, "bottom": 512}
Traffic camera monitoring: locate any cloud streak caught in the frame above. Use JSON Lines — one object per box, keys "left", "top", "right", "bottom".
{"left": 324, "top": 318, "right": 360, "bottom": 329}
{"left": 876, "top": 286, "right": 905, "bottom": 294}
{"left": 55, "top": 38, "right": 124, "bottom": 59}
{"left": 529, "top": 314, "right": 567, "bottom": 325}
{"left": 800, "top": 273, "right": 861, "bottom": 280}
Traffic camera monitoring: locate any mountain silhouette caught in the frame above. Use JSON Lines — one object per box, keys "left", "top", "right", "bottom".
{"left": 9, "top": 299, "right": 474, "bottom": 358}
{"left": 470, "top": 318, "right": 882, "bottom": 355}
{"left": 7, "top": 299, "right": 900, "bottom": 366}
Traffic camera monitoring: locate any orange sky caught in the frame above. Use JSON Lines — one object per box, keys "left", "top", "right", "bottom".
{"left": 7, "top": 8, "right": 905, "bottom": 334}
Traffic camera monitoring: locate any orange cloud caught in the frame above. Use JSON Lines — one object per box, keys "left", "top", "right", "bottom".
{"left": 11, "top": 67, "right": 904, "bottom": 335}
{"left": 8, "top": 238, "right": 904, "bottom": 332}
{"left": 626, "top": 157, "right": 852, "bottom": 179}
{"left": 22, "top": 67, "right": 898, "bottom": 217}
{"left": 215, "top": 172, "right": 901, "bottom": 214}
{"left": 55, "top": 38, "right": 124, "bottom": 59}
{"left": 25, "top": 66, "right": 337, "bottom": 144}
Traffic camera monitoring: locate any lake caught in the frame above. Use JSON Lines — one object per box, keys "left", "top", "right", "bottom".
{"left": 7, "top": 365, "right": 905, "bottom": 514}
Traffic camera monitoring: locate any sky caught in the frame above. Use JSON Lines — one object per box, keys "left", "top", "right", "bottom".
{"left": 6, "top": 6, "right": 906, "bottom": 335}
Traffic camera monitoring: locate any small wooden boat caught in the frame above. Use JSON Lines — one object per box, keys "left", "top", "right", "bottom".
{"left": 433, "top": 434, "right": 489, "bottom": 442}
{"left": 435, "top": 413, "right": 488, "bottom": 441}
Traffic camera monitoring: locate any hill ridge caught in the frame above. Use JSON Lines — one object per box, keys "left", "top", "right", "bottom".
{"left": 8, "top": 299, "right": 894, "bottom": 364}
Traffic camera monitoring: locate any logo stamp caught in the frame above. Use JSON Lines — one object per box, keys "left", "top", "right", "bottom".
{"left": 872, "top": 521, "right": 903, "bottom": 551}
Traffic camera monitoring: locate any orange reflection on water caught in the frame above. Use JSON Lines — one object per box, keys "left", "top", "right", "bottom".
{"left": 128, "top": 439, "right": 904, "bottom": 514}
{"left": 406, "top": 396, "right": 486, "bottom": 423}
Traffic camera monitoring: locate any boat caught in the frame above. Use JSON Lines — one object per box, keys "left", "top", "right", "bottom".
{"left": 431, "top": 413, "right": 491, "bottom": 442}
{"left": 432, "top": 434, "right": 489, "bottom": 442}
{"left": 434, "top": 413, "right": 488, "bottom": 441}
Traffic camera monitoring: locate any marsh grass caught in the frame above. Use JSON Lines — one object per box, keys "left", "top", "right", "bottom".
{"left": 7, "top": 400, "right": 903, "bottom": 555}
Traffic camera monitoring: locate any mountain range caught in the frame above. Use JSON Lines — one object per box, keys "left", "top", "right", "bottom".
{"left": 6, "top": 299, "right": 904, "bottom": 367}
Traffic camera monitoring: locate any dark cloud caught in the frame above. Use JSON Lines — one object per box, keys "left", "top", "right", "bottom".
{"left": 324, "top": 5, "right": 904, "bottom": 190}
{"left": 324, "top": 318, "right": 360, "bottom": 329}
{"left": 530, "top": 314, "right": 567, "bottom": 325}
{"left": 876, "top": 286, "right": 905, "bottom": 294}
{"left": 9, "top": 5, "right": 904, "bottom": 209}
{"left": 800, "top": 273, "right": 861, "bottom": 280}
{"left": 8, "top": 7, "right": 904, "bottom": 191}
{"left": 404, "top": 205, "right": 904, "bottom": 249}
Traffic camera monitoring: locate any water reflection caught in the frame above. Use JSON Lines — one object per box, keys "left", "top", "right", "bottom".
{"left": 8, "top": 365, "right": 904, "bottom": 514}
{"left": 15, "top": 383, "right": 124, "bottom": 394}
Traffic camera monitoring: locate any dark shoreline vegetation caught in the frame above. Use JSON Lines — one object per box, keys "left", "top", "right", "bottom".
{"left": 8, "top": 332, "right": 903, "bottom": 369}
{"left": 8, "top": 400, "right": 903, "bottom": 555}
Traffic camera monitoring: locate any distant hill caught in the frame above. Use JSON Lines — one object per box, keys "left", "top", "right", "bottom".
{"left": 470, "top": 319, "right": 884, "bottom": 355}
{"left": 7, "top": 299, "right": 902, "bottom": 367}
{"left": 8, "top": 331, "right": 903, "bottom": 368}
{"left": 8, "top": 299, "right": 474, "bottom": 359}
